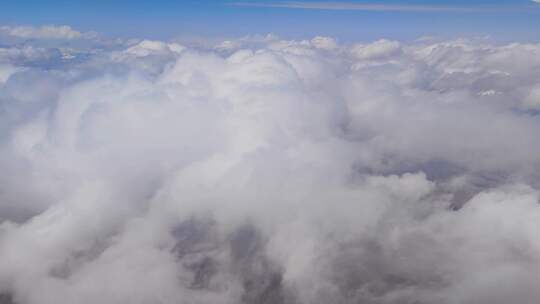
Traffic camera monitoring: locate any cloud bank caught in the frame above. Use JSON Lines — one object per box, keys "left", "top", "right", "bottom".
{"left": 1, "top": 27, "right": 540, "bottom": 304}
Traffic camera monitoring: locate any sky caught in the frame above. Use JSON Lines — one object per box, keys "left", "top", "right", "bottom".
{"left": 1, "top": 0, "right": 540, "bottom": 41}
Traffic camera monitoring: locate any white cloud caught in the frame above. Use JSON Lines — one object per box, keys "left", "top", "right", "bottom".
{"left": 0, "top": 64, "right": 20, "bottom": 83}
{"left": 310, "top": 36, "right": 338, "bottom": 50}
{"left": 1, "top": 28, "right": 540, "bottom": 304}
{"left": 123, "top": 40, "right": 185, "bottom": 57}
{"left": 351, "top": 39, "right": 402, "bottom": 60}
{"left": 230, "top": 1, "right": 494, "bottom": 12}
{"left": 522, "top": 84, "right": 540, "bottom": 109}
{"left": 0, "top": 25, "right": 84, "bottom": 39}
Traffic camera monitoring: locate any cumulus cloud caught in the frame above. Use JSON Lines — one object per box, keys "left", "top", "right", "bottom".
{"left": 310, "top": 36, "right": 338, "bottom": 50}
{"left": 351, "top": 39, "right": 402, "bottom": 60}
{"left": 122, "top": 40, "right": 185, "bottom": 57}
{"left": 1, "top": 25, "right": 540, "bottom": 304}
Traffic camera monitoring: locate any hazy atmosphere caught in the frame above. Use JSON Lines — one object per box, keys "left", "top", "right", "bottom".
{"left": 1, "top": 1, "right": 540, "bottom": 303}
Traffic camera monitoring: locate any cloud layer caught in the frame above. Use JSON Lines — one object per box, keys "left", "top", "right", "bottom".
{"left": 0, "top": 25, "right": 85, "bottom": 40}
{"left": 1, "top": 27, "right": 540, "bottom": 304}
{"left": 230, "top": 1, "right": 506, "bottom": 12}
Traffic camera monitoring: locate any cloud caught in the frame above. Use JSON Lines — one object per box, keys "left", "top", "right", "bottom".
{"left": 351, "top": 39, "right": 402, "bottom": 59}
{"left": 1, "top": 26, "right": 540, "bottom": 304}
{"left": 230, "top": 1, "right": 497, "bottom": 12}
{"left": 0, "top": 25, "right": 99, "bottom": 43}
{"left": 0, "top": 64, "right": 20, "bottom": 83}
{"left": 310, "top": 36, "right": 338, "bottom": 50}
{"left": 0, "top": 25, "right": 85, "bottom": 40}
{"left": 122, "top": 40, "right": 185, "bottom": 57}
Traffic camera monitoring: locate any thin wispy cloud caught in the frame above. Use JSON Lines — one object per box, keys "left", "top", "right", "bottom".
{"left": 230, "top": 1, "right": 513, "bottom": 13}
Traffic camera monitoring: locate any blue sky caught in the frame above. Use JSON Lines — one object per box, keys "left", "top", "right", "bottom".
{"left": 1, "top": 0, "right": 539, "bottom": 41}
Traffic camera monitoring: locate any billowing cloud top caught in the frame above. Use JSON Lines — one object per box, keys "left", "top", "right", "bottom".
{"left": 1, "top": 25, "right": 540, "bottom": 304}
